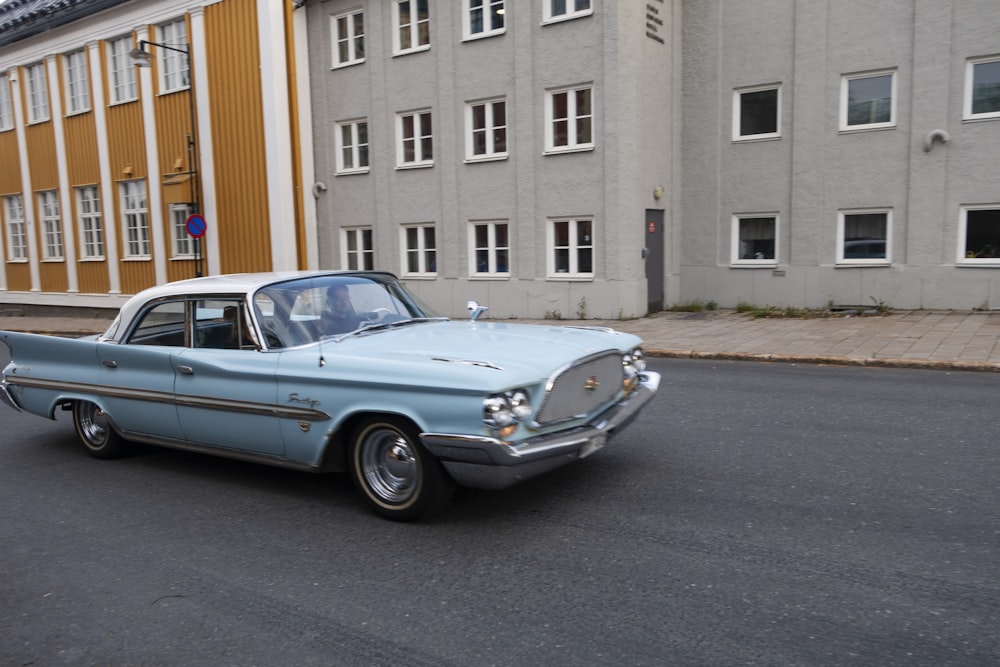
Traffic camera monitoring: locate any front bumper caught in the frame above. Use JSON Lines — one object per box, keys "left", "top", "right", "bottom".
{"left": 421, "top": 371, "right": 660, "bottom": 490}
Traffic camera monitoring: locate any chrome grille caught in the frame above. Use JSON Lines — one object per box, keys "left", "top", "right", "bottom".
{"left": 535, "top": 351, "right": 623, "bottom": 425}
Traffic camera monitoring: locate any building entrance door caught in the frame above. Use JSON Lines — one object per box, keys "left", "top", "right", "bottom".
{"left": 644, "top": 209, "right": 665, "bottom": 313}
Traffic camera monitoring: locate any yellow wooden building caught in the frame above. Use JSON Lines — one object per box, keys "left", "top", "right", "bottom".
{"left": 0, "top": 0, "right": 315, "bottom": 311}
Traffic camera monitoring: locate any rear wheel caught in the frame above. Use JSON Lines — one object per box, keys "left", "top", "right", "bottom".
{"left": 72, "top": 401, "right": 128, "bottom": 459}
{"left": 349, "top": 417, "right": 454, "bottom": 521}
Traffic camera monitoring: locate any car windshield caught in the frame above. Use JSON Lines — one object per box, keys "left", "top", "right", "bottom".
{"left": 252, "top": 274, "right": 438, "bottom": 348}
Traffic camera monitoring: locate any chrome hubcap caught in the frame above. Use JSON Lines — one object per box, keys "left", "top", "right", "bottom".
{"left": 78, "top": 405, "right": 110, "bottom": 446}
{"left": 360, "top": 428, "right": 418, "bottom": 504}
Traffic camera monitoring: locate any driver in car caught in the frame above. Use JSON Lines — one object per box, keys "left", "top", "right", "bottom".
{"left": 321, "top": 284, "right": 360, "bottom": 334}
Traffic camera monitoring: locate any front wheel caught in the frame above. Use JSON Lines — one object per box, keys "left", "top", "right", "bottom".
{"left": 349, "top": 417, "right": 454, "bottom": 521}
{"left": 72, "top": 401, "right": 128, "bottom": 459}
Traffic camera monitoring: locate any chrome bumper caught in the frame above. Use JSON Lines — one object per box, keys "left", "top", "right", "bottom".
{"left": 0, "top": 379, "right": 23, "bottom": 412}
{"left": 421, "top": 371, "right": 660, "bottom": 490}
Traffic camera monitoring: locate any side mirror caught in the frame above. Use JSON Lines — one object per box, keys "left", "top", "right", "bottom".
{"left": 467, "top": 300, "right": 489, "bottom": 322}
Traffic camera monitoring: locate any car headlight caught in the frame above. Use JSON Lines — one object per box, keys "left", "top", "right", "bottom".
{"left": 622, "top": 348, "right": 646, "bottom": 391}
{"left": 484, "top": 389, "right": 532, "bottom": 436}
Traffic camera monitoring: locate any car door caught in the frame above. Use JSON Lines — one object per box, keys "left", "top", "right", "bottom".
{"left": 172, "top": 299, "right": 284, "bottom": 457}
{"left": 95, "top": 300, "right": 186, "bottom": 440}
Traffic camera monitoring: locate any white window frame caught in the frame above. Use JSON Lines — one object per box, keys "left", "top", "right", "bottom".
{"left": 731, "top": 214, "right": 778, "bottom": 267}
{"left": 957, "top": 205, "right": 1000, "bottom": 266}
{"left": 108, "top": 36, "right": 138, "bottom": 104}
{"left": 393, "top": 0, "right": 430, "bottom": 56}
{"left": 836, "top": 208, "right": 892, "bottom": 266}
{"left": 4, "top": 194, "right": 27, "bottom": 261}
{"left": 545, "top": 85, "right": 594, "bottom": 153}
{"left": 158, "top": 19, "right": 190, "bottom": 94}
{"left": 840, "top": 70, "right": 896, "bottom": 131}
{"left": 463, "top": 0, "right": 505, "bottom": 41}
{"left": 64, "top": 50, "right": 90, "bottom": 115}
{"left": 332, "top": 9, "right": 365, "bottom": 68}
{"left": 121, "top": 180, "right": 150, "bottom": 259}
{"left": 342, "top": 227, "right": 374, "bottom": 270}
{"left": 543, "top": 0, "right": 593, "bottom": 24}
{"left": 396, "top": 109, "right": 433, "bottom": 168}
{"left": 170, "top": 203, "right": 194, "bottom": 258}
{"left": 0, "top": 73, "right": 13, "bottom": 131}
{"left": 733, "top": 85, "right": 781, "bottom": 141}
{"left": 26, "top": 62, "right": 50, "bottom": 124}
{"left": 964, "top": 56, "right": 1000, "bottom": 121}
{"left": 547, "top": 217, "right": 594, "bottom": 279}
{"left": 335, "top": 118, "right": 370, "bottom": 174}
{"left": 38, "top": 190, "right": 63, "bottom": 260}
{"left": 469, "top": 220, "right": 510, "bottom": 277}
{"left": 465, "top": 98, "right": 508, "bottom": 161}
{"left": 401, "top": 223, "right": 437, "bottom": 277}
{"left": 76, "top": 185, "right": 104, "bottom": 260}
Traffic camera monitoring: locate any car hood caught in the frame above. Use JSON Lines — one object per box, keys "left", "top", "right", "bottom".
{"left": 307, "top": 320, "right": 643, "bottom": 390}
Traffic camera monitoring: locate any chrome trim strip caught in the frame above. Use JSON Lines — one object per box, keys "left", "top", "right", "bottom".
{"left": 0, "top": 380, "right": 23, "bottom": 412}
{"left": 3, "top": 375, "right": 329, "bottom": 422}
{"left": 119, "top": 430, "right": 323, "bottom": 472}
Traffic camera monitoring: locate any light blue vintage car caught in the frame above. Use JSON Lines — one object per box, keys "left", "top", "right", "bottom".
{"left": 1, "top": 271, "right": 660, "bottom": 520}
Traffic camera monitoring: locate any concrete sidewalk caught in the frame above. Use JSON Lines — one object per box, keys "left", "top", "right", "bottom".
{"left": 2, "top": 308, "right": 1000, "bottom": 373}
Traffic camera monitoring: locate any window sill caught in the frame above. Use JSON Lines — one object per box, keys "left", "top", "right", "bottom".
{"left": 78, "top": 257, "right": 106, "bottom": 262}
{"left": 393, "top": 45, "right": 431, "bottom": 58}
{"left": 336, "top": 168, "right": 370, "bottom": 176}
{"left": 5, "top": 258, "right": 29, "bottom": 264}
{"left": 464, "top": 154, "right": 508, "bottom": 164}
{"left": 469, "top": 274, "right": 511, "bottom": 281}
{"left": 462, "top": 30, "right": 506, "bottom": 42}
{"left": 730, "top": 262, "right": 778, "bottom": 268}
{"left": 542, "top": 12, "right": 594, "bottom": 26}
{"left": 961, "top": 114, "right": 1000, "bottom": 123}
{"left": 65, "top": 108, "right": 91, "bottom": 118}
{"left": 957, "top": 260, "right": 1000, "bottom": 267}
{"left": 835, "top": 261, "right": 891, "bottom": 267}
{"left": 732, "top": 134, "right": 781, "bottom": 143}
{"left": 158, "top": 86, "right": 192, "bottom": 97}
{"left": 837, "top": 124, "right": 896, "bottom": 134}
{"left": 109, "top": 98, "right": 138, "bottom": 107}
{"left": 543, "top": 145, "right": 595, "bottom": 156}
{"left": 401, "top": 274, "right": 437, "bottom": 280}
{"left": 331, "top": 60, "right": 365, "bottom": 70}
{"left": 123, "top": 257, "right": 152, "bottom": 262}
{"left": 395, "top": 162, "right": 434, "bottom": 170}
{"left": 546, "top": 275, "right": 594, "bottom": 282}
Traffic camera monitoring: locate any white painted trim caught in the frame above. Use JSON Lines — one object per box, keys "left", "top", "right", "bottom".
{"left": 9, "top": 66, "right": 41, "bottom": 291}
{"left": 188, "top": 7, "right": 220, "bottom": 276}
{"left": 45, "top": 54, "right": 80, "bottom": 292}
{"left": 257, "top": 0, "right": 297, "bottom": 271}
{"left": 87, "top": 40, "right": 122, "bottom": 294}
{"left": 294, "top": 4, "right": 319, "bottom": 270}
{"left": 135, "top": 28, "right": 169, "bottom": 285}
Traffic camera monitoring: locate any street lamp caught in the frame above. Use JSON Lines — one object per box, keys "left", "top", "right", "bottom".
{"left": 129, "top": 39, "right": 203, "bottom": 277}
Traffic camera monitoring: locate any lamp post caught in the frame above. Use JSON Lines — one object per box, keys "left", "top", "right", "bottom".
{"left": 129, "top": 39, "right": 203, "bottom": 277}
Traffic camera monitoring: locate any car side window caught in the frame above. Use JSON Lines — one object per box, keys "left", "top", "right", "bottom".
{"left": 126, "top": 301, "right": 188, "bottom": 346}
{"left": 194, "top": 299, "right": 257, "bottom": 350}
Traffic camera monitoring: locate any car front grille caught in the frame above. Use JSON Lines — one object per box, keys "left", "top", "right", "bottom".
{"left": 535, "top": 351, "right": 624, "bottom": 425}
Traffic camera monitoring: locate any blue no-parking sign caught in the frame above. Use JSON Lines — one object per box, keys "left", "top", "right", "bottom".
{"left": 185, "top": 214, "right": 207, "bottom": 238}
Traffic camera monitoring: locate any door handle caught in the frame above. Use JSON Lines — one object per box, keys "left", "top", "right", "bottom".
{"left": 102, "top": 360, "right": 117, "bottom": 368}
{"left": 177, "top": 365, "right": 194, "bottom": 375}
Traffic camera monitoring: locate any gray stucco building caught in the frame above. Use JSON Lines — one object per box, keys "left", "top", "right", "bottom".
{"left": 303, "top": 0, "right": 1000, "bottom": 318}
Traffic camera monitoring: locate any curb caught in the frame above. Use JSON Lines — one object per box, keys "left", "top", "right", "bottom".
{"left": 648, "top": 349, "right": 1000, "bottom": 373}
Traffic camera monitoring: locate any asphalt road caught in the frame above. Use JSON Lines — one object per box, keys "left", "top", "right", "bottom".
{"left": 1, "top": 356, "right": 998, "bottom": 666}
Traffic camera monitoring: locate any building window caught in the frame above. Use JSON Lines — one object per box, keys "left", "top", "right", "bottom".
{"left": 108, "top": 36, "right": 137, "bottom": 103}
{"left": 466, "top": 98, "right": 507, "bottom": 160}
{"left": 837, "top": 209, "right": 891, "bottom": 265}
{"left": 0, "top": 73, "right": 13, "bottom": 131}
{"left": 394, "top": 0, "right": 430, "bottom": 55}
{"left": 733, "top": 85, "right": 780, "bottom": 140}
{"left": 4, "top": 195, "right": 27, "bottom": 261}
{"left": 397, "top": 110, "right": 433, "bottom": 167}
{"left": 840, "top": 70, "right": 896, "bottom": 130}
{"left": 335, "top": 119, "right": 370, "bottom": 174}
{"left": 64, "top": 50, "right": 90, "bottom": 114}
{"left": 77, "top": 186, "right": 104, "bottom": 259}
{"left": 170, "top": 203, "right": 194, "bottom": 258}
{"left": 121, "top": 180, "right": 150, "bottom": 258}
{"left": 343, "top": 227, "right": 374, "bottom": 270}
{"left": 464, "top": 0, "right": 505, "bottom": 40}
{"left": 159, "top": 19, "right": 190, "bottom": 93}
{"left": 470, "top": 221, "right": 510, "bottom": 276}
{"left": 38, "top": 191, "right": 63, "bottom": 260}
{"left": 402, "top": 224, "right": 437, "bottom": 276}
{"left": 964, "top": 57, "right": 1000, "bottom": 120}
{"left": 548, "top": 217, "right": 593, "bottom": 278}
{"left": 731, "top": 215, "right": 777, "bottom": 266}
{"left": 26, "top": 62, "right": 50, "bottom": 123}
{"left": 958, "top": 206, "right": 1000, "bottom": 264}
{"left": 332, "top": 9, "right": 365, "bottom": 67}
{"left": 546, "top": 85, "right": 593, "bottom": 152}
{"left": 544, "top": 0, "right": 592, "bottom": 23}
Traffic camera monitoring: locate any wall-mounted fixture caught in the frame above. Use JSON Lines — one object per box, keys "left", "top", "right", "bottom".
{"left": 923, "top": 129, "right": 950, "bottom": 153}
{"left": 653, "top": 185, "right": 665, "bottom": 200}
